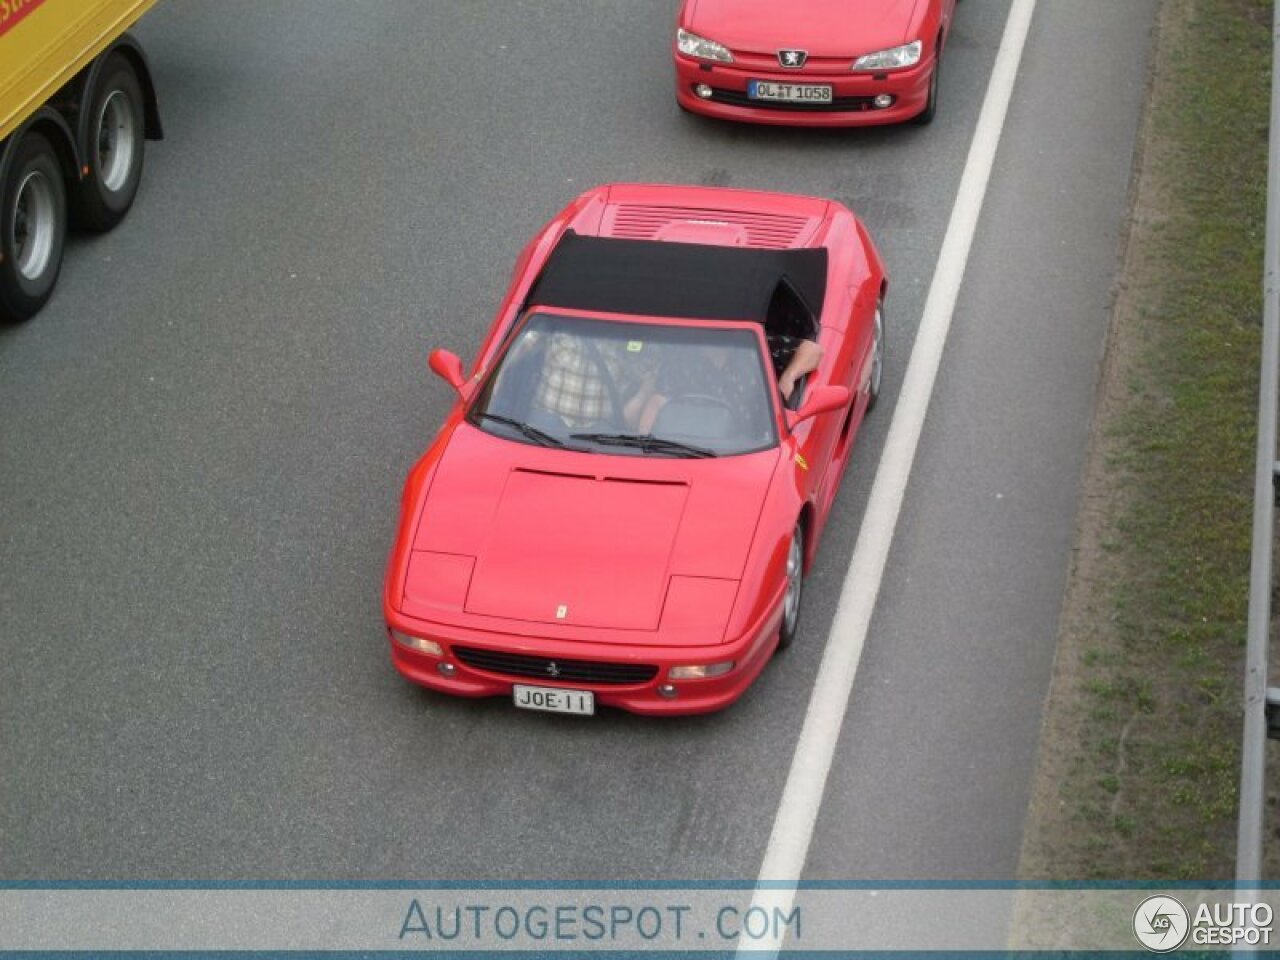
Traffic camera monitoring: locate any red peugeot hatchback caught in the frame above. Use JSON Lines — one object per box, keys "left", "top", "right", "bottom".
{"left": 674, "top": 0, "right": 956, "bottom": 126}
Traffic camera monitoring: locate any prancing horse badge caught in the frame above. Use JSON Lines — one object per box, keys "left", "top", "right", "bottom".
{"left": 556, "top": 604, "right": 569, "bottom": 619}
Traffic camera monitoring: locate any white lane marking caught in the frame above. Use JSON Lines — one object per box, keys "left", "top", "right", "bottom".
{"left": 738, "top": 0, "right": 1039, "bottom": 953}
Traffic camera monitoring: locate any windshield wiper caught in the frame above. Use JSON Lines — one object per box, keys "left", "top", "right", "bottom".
{"left": 477, "top": 413, "right": 566, "bottom": 448}
{"left": 570, "top": 433, "right": 717, "bottom": 459}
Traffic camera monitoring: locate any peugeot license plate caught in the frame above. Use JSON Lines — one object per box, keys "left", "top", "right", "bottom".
{"left": 748, "top": 81, "right": 833, "bottom": 103}
{"left": 513, "top": 684, "right": 595, "bottom": 716}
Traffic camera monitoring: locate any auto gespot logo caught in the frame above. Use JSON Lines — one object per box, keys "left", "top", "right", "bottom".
{"left": 0, "top": 0, "right": 48, "bottom": 39}
{"left": 1132, "top": 895, "right": 1275, "bottom": 952}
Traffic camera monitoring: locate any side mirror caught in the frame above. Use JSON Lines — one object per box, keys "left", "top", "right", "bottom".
{"left": 428, "top": 349, "right": 470, "bottom": 397}
{"left": 788, "top": 385, "right": 850, "bottom": 429}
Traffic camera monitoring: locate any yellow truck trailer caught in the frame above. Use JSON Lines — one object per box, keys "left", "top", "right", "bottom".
{"left": 1, "top": 0, "right": 162, "bottom": 322}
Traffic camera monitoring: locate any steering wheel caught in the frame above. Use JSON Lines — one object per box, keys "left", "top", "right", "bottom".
{"left": 652, "top": 392, "right": 736, "bottom": 440}
{"left": 670, "top": 392, "right": 733, "bottom": 413}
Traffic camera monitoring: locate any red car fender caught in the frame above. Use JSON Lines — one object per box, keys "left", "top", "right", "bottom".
{"left": 854, "top": 217, "right": 888, "bottom": 287}
{"left": 725, "top": 439, "right": 808, "bottom": 642}
{"left": 383, "top": 424, "right": 457, "bottom": 616}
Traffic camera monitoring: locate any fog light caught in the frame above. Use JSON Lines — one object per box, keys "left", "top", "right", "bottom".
{"left": 390, "top": 628, "right": 442, "bottom": 657}
{"left": 873, "top": 94, "right": 895, "bottom": 109}
{"left": 669, "top": 661, "right": 735, "bottom": 680}
{"left": 658, "top": 684, "right": 679, "bottom": 699}
{"left": 695, "top": 84, "right": 713, "bottom": 99}
{"left": 437, "top": 662, "right": 456, "bottom": 677}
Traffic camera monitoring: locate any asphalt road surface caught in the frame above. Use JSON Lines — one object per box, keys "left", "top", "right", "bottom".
{"left": 0, "top": 0, "right": 1156, "bottom": 881}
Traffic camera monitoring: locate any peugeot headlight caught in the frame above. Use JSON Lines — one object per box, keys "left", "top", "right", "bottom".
{"left": 852, "top": 40, "right": 923, "bottom": 71}
{"left": 677, "top": 28, "right": 734, "bottom": 63}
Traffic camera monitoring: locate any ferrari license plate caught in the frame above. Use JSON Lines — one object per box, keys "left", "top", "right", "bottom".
{"left": 513, "top": 684, "right": 595, "bottom": 716}
{"left": 749, "top": 81, "right": 833, "bottom": 103}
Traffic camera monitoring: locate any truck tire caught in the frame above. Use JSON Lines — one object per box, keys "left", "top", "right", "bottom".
{"left": 74, "top": 53, "right": 145, "bottom": 232}
{"left": 1, "top": 132, "right": 67, "bottom": 323}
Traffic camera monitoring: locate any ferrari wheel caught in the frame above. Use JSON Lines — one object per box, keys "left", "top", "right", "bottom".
{"left": 867, "top": 300, "right": 885, "bottom": 412}
{"left": 74, "top": 53, "right": 145, "bottom": 232}
{"left": 777, "top": 523, "right": 805, "bottom": 650}
{"left": 0, "top": 132, "right": 67, "bottom": 323}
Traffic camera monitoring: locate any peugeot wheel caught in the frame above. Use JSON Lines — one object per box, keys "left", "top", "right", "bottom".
{"left": 913, "top": 50, "right": 940, "bottom": 126}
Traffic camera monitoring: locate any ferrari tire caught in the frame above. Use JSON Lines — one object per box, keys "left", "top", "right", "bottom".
{"left": 777, "top": 523, "right": 805, "bottom": 651}
{"left": 74, "top": 53, "right": 145, "bottom": 232}
{"left": 867, "top": 300, "right": 885, "bottom": 412}
{"left": 0, "top": 132, "right": 67, "bottom": 324}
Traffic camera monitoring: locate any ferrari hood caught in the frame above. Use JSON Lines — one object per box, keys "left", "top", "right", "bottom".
{"left": 410, "top": 425, "right": 779, "bottom": 635}
{"left": 687, "top": 0, "right": 922, "bottom": 58}
{"left": 465, "top": 469, "right": 686, "bottom": 630}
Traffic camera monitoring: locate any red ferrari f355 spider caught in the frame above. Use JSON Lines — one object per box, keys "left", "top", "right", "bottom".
{"left": 674, "top": 0, "right": 957, "bottom": 126}
{"left": 384, "top": 184, "right": 888, "bottom": 715}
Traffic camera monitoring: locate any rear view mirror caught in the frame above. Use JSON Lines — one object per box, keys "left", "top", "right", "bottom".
{"left": 788, "top": 385, "right": 850, "bottom": 428}
{"left": 428, "top": 349, "right": 469, "bottom": 397}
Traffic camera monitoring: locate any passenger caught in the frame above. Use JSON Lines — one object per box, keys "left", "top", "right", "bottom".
{"left": 777, "top": 338, "right": 822, "bottom": 401}
{"left": 638, "top": 336, "right": 822, "bottom": 433}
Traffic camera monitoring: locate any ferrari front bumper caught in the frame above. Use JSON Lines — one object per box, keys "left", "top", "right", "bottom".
{"left": 385, "top": 588, "right": 785, "bottom": 716}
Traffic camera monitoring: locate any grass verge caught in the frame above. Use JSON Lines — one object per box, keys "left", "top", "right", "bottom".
{"left": 1019, "top": 0, "right": 1271, "bottom": 879}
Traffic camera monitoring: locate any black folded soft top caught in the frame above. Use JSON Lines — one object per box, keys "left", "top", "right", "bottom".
{"left": 526, "top": 231, "right": 827, "bottom": 339}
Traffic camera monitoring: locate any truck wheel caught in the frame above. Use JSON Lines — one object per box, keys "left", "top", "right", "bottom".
{"left": 1, "top": 132, "right": 67, "bottom": 323}
{"left": 74, "top": 53, "right": 145, "bottom": 232}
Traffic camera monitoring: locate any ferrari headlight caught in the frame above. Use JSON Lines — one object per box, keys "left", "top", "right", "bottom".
{"left": 853, "top": 40, "right": 923, "bottom": 71}
{"left": 669, "top": 661, "right": 735, "bottom": 680}
{"left": 677, "top": 28, "right": 734, "bottom": 63}
{"left": 390, "top": 628, "right": 443, "bottom": 657}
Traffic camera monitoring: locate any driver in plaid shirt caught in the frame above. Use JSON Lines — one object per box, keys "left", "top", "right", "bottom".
{"left": 534, "top": 331, "right": 659, "bottom": 430}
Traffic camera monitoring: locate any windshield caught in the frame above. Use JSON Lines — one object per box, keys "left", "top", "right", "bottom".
{"left": 469, "top": 312, "right": 778, "bottom": 457}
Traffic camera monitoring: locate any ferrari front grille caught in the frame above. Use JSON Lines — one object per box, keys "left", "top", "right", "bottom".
{"left": 453, "top": 647, "right": 659, "bottom": 686}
